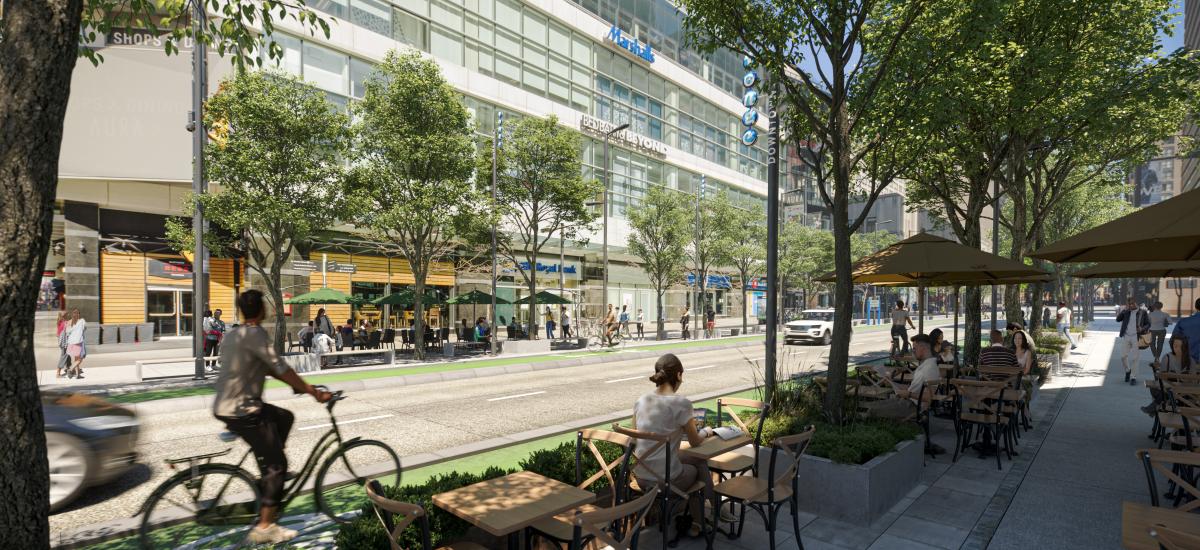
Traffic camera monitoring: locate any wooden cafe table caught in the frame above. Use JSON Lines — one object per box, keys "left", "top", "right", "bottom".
{"left": 1122, "top": 501, "right": 1200, "bottom": 549}
{"left": 680, "top": 433, "right": 754, "bottom": 462}
{"left": 433, "top": 470, "right": 596, "bottom": 549}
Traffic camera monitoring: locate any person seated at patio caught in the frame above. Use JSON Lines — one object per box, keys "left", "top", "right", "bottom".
{"left": 474, "top": 317, "right": 490, "bottom": 344}
{"left": 865, "top": 335, "right": 945, "bottom": 453}
{"left": 1011, "top": 329, "right": 1036, "bottom": 374}
{"left": 632, "top": 353, "right": 715, "bottom": 535}
{"left": 929, "top": 328, "right": 955, "bottom": 364}
{"left": 297, "top": 321, "right": 315, "bottom": 351}
{"left": 1005, "top": 321, "right": 1024, "bottom": 347}
{"left": 979, "top": 329, "right": 1019, "bottom": 368}
{"left": 311, "top": 331, "right": 336, "bottom": 368}
{"left": 459, "top": 318, "right": 471, "bottom": 341}
{"left": 1142, "top": 336, "right": 1193, "bottom": 415}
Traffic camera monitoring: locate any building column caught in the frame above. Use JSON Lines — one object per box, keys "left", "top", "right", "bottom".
{"left": 63, "top": 202, "right": 100, "bottom": 324}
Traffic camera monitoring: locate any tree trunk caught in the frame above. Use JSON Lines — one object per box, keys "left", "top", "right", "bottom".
{"left": 656, "top": 289, "right": 665, "bottom": 337}
{"left": 961, "top": 220, "right": 984, "bottom": 365}
{"left": 825, "top": 114, "right": 854, "bottom": 425}
{"left": 741, "top": 281, "right": 748, "bottom": 335}
{"left": 413, "top": 281, "right": 425, "bottom": 360}
{"left": 0, "top": 1, "right": 84, "bottom": 545}
{"left": 527, "top": 275, "right": 537, "bottom": 340}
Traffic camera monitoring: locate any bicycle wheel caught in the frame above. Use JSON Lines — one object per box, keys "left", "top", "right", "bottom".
{"left": 315, "top": 439, "right": 402, "bottom": 523}
{"left": 139, "top": 464, "right": 260, "bottom": 549}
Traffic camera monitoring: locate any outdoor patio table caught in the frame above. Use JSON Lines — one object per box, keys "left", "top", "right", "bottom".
{"left": 680, "top": 433, "right": 754, "bottom": 461}
{"left": 432, "top": 470, "right": 596, "bottom": 549}
{"left": 1121, "top": 500, "right": 1200, "bottom": 549}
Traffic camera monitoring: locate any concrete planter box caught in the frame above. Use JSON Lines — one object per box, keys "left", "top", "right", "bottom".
{"left": 283, "top": 354, "right": 319, "bottom": 373}
{"left": 137, "top": 323, "right": 156, "bottom": 342}
{"left": 1038, "top": 353, "right": 1060, "bottom": 376}
{"left": 501, "top": 339, "right": 552, "bottom": 355}
{"left": 118, "top": 324, "right": 137, "bottom": 343}
{"left": 99, "top": 325, "right": 117, "bottom": 344}
{"left": 792, "top": 436, "right": 924, "bottom": 525}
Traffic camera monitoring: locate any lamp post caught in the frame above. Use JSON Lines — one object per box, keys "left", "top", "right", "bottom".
{"left": 694, "top": 174, "right": 705, "bottom": 339}
{"left": 188, "top": 0, "right": 209, "bottom": 380}
{"left": 490, "top": 111, "right": 504, "bottom": 354}
{"left": 600, "top": 122, "right": 629, "bottom": 318}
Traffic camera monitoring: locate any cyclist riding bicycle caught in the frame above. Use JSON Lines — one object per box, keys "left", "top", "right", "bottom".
{"left": 213, "top": 289, "right": 332, "bottom": 544}
{"left": 603, "top": 303, "right": 619, "bottom": 346}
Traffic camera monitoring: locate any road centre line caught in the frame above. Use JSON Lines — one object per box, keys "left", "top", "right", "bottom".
{"left": 487, "top": 390, "right": 547, "bottom": 402}
{"left": 299, "top": 414, "right": 394, "bottom": 431}
{"left": 605, "top": 375, "right": 645, "bottom": 384}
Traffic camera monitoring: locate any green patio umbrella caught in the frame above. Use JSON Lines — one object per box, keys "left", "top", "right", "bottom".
{"left": 446, "top": 289, "right": 512, "bottom": 305}
{"left": 372, "top": 288, "right": 444, "bottom": 306}
{"left": 285, "top": 287, "right": 362, "bottom": 305}
{"left": 514, "top": 291, "right": 573, "bottom": 305}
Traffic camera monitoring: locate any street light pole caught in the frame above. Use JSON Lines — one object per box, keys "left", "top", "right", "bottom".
{"left": 694, "top": 174, "right": 705, "bottom": 339}
{"left": 991, "top": 178, "right": 999, "bottom": 330}
{"left": 601, "top": 122, "right": 629, "bottom": 318}
{"left": 189, "top": 0, "right": 209, "bottom": 380}
{"left": 490, "top": 112, "right": 503, "bottom": 354}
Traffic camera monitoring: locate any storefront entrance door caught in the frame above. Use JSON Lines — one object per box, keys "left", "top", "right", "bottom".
{"left": 147, "top": 288, "right": 193, "bottom": 336}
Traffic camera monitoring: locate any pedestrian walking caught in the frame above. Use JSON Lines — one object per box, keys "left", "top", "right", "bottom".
{"left": 636, "top": 308, "right": 645, "bottom": 340}
{"left": 890, "top": 300, "right": 915, "bottom": 355}
{"left": 544, "top": 306, "right": 556, "bottom": 339}
{"left": 680, "top": 305, "right": 691, "bottom": 340}
{"left": 705, "top": 306, "right": 716, "bottom": 338}
{"left": 64, "top": 308, "right": 87, "bottom": 379}
{"left": 315, "top": 308, "right": 334, "bottom": 338}
{"left": 559, "top": 307, "right": 571, "bottom": 339}
{"left": 203, "top": 309, "right": 227, "bottom": 363}
{"left": 55, "top": 311, "right": 70, "bottom": 378}
{"left": 1148, "top": 301, "right": 1171, "bottom": 365}
{"left": 1116, "top": 298, "right": 1150, "bottom": 383}
{"left": 1055, "top": 301, "right": 1078, "bottom": 350}
{"left": 619, "top": 305, "right": 631, "bottom": 338}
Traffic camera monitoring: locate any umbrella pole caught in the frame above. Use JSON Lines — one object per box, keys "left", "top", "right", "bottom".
{"left": 918, "top": 284, "right": 925, "bottom": 334}
{"left": 953, "top": 286, "right": 960, "bottom": 350}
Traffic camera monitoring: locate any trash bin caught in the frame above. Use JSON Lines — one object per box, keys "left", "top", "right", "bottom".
{"left": 443, "top": 342, "right": 455, "bottom": 357}
{"left": 100, "top": 324, "right": 118, "bottom": 344}
{"left": 118, "top": 324, "right": 137, "bottom": 343}
{"left": 137, "top": 323, "right": 156, "bottom": 342}
{"left": 730, "top": 328, "right": 740, "bottom": 337}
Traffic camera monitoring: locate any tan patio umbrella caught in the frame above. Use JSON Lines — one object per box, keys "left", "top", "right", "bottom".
{"left": 1031, "top": 188, "right": 1200, "bottom": 263}
{"left": 817, "top": 232, "right": 1051, "bottom": 337}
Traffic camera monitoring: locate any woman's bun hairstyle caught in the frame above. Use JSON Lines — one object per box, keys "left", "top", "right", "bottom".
{"left": 650, "top": 353, "right": 684, "bottom": 389}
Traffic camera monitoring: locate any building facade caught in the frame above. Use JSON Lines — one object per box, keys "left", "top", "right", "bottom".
{"left": 1183, "top": 0, "right": 1199, "bottom": 193}
{"left": 49, "top": 0, "right": 787, "bottom": 337}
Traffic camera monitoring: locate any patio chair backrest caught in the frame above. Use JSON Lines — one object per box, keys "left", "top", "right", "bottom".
{"left": 717, "top": 397, "right": 769, "bottom": 444}
{"left": 1168, "top": 385, "right": 1200, "bottom": 410}
{"left": 382, "top": 329, "right": 395, "bottom": 344}
{"left": 1137, "top": 448, "right": 1200, "bottom": 512}
{"left": 610, "top": 423, "right": 689, "bottom": 499}
{"left": 571, "top": 488, "right": 658, "bottom": 550}
{"left": 400, "top": 329, "right": 411, "bottom": 346}
{"left": 440, "top": 327, "right": 449, "bottom": 342}
{"left": 1151, "top": 522, "right": 1200, "bottom": 550}
{"left": 950, "top": 379, "right": 1006, "bottom": 415}
{"left": 367, "top": 330, "right": 382, "bottom": 348}
{"left": 364, "top": 479, "right": 429, "bottom": 550}
{"left": 764, "top": 427, "right": 816, "bottom": 494}
{"left": 575, "top": 429, "right": 634, "bottom": 506}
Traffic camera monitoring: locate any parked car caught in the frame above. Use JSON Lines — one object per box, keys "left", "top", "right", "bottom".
{"left": 784, "top": 309, "right": 842, "bottom": 345}
{"left": 44, "top": 392, "right": 139, "bottom": 512}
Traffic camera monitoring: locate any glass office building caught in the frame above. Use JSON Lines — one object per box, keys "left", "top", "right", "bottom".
{"left": 51, "top": 0, "right": 782, "bottom": 332}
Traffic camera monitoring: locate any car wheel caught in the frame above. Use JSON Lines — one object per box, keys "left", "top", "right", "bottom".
{"left": 47, "top": 431, "right": 93, "bottom": 513}
{"left": 822, "top": 331, "right": 831, "bottom": 345}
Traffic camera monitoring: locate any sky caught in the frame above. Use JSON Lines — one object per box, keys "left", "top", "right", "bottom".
{"left": 1159, "top": 1, "right": 1186, "bottom": 53}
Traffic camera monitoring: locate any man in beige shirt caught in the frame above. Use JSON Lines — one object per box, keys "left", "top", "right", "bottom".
{"left": 213, "top": 290, "right": 331, "bottom": 544}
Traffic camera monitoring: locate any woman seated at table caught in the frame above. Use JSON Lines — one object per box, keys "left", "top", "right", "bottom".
{"left": 929, "top": 328, "right": 956, "bottom": 365}
{"left": 1011, "top": 329, "right": 1036, "bottom": 374}
{"left": 632, "top": 353, "right": 714, "bottom": 535}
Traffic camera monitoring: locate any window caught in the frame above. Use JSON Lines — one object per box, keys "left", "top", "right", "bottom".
{"left": 349, "top": 57, "right": 375, "bottom": 98}
{"left": 495, "top": 28, "right": 521, "bottom": 56}
{"left": 430, "top": 0, "right": 463, "bottom": 33}
{"left": 393, "top": 8, "right": 428, "bottom": 51}
{"left": 548, "top": 75, "right": 570, "bottom": 104}
{"left": 351, "top": 0, "right": 391, "bottom": 36}
{"left": 430, "top": 26, "right": 463, "bottom": 64}
{"left": 522, "top": 11, "right": 546, "bottom": 42}
{"left": 309, "top": 0, "right": 347, "bottom": 19}
{"left": 523, "top": 65, "right": 547, "bottom": 94}
{"left": 548, "top": 53, "right": 570, "bottom": 80}
{"left": 494, "top": 52, "right": 521, "bottom": 85}
{"left": 303, "top": 41, "right": 349, "bottom": 94}
{"left": 261, "top": 34, "right": 302, "bottom": 76}
{"left": 495, "top": 0, "right": 520, "bottom": 31}
{"left": 523, "top": 42, "right": 546, "bottom": 71}
{"left": 549, "top": 22, "right": 570, "bottom": 54}
{"left": 394, "top": 0, "right": 429, "bottom": 17}
{"left": 572, "top": 35, "right": 591, "bottom": 65}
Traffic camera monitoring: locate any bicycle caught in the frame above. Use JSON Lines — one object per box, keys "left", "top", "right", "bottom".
{"left": 136, "top": 387, "right": 401, "bottom": 548}
{"left": 585, "top": 321, "right": 624, "bottom": 351}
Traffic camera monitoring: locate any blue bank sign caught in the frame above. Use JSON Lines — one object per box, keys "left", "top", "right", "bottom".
{"left": 606, "top": 25, "right": 654, "bottom": 63}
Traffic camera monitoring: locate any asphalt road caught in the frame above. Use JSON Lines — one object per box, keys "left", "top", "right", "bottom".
{"left": 51, "top": 325, "right": 914, "bottom": 541}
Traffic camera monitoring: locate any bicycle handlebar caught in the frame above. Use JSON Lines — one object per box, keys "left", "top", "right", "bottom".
{"left": 313, "top": 385, "right": 345, "bottom": 412}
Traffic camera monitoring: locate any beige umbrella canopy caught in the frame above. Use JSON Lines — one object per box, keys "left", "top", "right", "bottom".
{"left": 1031, "top": 188, "right": 1200, "bottom": 263}
{"left": 817, "top": 232, "right": 1050, "bottom": 336}
{"left": 1070, "top": 261, "right": 1200, "bottom": 279}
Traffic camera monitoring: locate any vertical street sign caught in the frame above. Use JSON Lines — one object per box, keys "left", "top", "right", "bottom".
{"left": 765, "top": 89, "right": 780, "bottom": 399}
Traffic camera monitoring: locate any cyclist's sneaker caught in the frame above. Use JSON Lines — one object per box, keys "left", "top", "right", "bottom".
{"left": 248, "top": 523, "right": 298, "bottom": 544}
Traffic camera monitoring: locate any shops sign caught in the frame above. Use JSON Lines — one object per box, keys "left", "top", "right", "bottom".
{"left": 149, "top": 258, "right": 192, "bottom": 279}
{"left": 291, "top": 260, "right": 318, "bottom": 272}
{"left": 606, "top": 25, "right": 654, "bottom": 63}
{"left": 580, "top": 115, "right": 668, "bottom": 157}
{"left": 518, "top": 261, "right": 577, "bottom": 274}
{"left": 327, "top": 261, "right": 357, "bottom": 274}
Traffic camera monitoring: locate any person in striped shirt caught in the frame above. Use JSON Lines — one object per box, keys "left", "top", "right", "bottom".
{"left": 979, "top": 329, "right": 1019, "bottom": 368}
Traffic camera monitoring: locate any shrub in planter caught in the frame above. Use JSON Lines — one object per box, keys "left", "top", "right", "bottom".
{"left": 806, "top": 420, "right": 921, "bottom": 465}
{"left": 334, "top": 466, "right": 514, "bottom": 549}
{"left": 518, "top": 440, "right": 626, "bottom": 490}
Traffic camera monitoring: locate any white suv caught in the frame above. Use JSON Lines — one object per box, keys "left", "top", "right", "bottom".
{"left": 785, "top": 309, "right": 837, "bottom": 345}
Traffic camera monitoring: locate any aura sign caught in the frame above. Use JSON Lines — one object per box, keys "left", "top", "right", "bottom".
{"left": 606, "top": 25, "right": 655, "bottom": 63}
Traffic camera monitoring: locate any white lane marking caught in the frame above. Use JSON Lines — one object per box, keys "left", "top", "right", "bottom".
{"left": 605, "top": 375, "right": 645, "bottom": 384}
{"left": 690, "top": 364, "right": 718, "bottom": 371}
{"left": 487, "top": 390, "right": 547, "bottom": 402}
{"left": 299, "top": 414, "right": 393, "bottom": 431}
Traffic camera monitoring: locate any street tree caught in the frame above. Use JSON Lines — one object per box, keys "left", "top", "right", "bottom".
{"left": 194, "top": 71, "right": 351, "bottom": 353}
{"left": 627, "top": 185, "right": 692, "bottom": 337}
{"left": 778, "top": 224, "right": 834, "bottom": 314}
{"left": 349, "top": 51, "right": 488, "bottom": 359}
{"left": 687, "top": 189, "right": 735, "bottom": 336}
{"left": 0, "top": 2, "right": 328, "bottom": 540}
{"left": 486, "top": 116, "right": 601, "bottom": 336}
{"left": 851, "top": 230, "right": 899, "bottom": 319}
{"left": 724, "top": 201, "right": 767, "bottom": 334}
{"left": 679, "top": 0, "right": 959, "bottom": 420}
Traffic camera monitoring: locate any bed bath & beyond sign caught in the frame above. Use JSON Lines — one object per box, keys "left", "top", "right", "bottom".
{"left": 580, "top": 115, "right": 668, "bottom": 157}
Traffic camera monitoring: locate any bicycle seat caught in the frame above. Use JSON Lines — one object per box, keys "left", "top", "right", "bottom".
{"left": 218, "top": 431, "right": 238, "bottom": 443}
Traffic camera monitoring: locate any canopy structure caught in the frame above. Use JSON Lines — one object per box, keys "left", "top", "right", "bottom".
{"left": 372, "top": 288, "right": 444, "bottom": 306}
{"left": 514, "top": 291, "right": 573, "bottom": 305}
{"left": 817, "top": 232, "right": 1051, "bottom": 341}
{"left": 446, "top": 289, "right": 512, "bottom": 305}
{"left": 1031, "top": 188, "right": 1200, "bottom": 263}
{"left": 285, "top": 287, "right": 362, "bottom": 305}
{"left": 1070, "top": 261, "right": 1200, "bottom": 279}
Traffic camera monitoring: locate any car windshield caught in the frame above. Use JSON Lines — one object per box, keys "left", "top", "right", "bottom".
{"left": 802, "top": 311, "right": 833, "bottom": 322}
